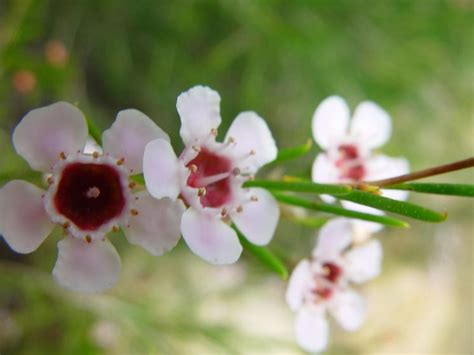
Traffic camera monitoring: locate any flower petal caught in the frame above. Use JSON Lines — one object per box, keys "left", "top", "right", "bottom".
{"left": 311, "top": 153, "right": 339, "bottom": 203}
{"left": 366, "top": 155, "right": 410, "bottom": 202}
{"left": 13, "top": 102, "right": 88, "bottom": 172}
{"left": 295, "top": 306, "right": 329, "bottom": 353}
{"left": 225, "top": 112, "right": 277, "bottom": 171}
{"left": 181, "top": 208, "right": 242, "bottom": 265}
{"left": 124, "top": 191, "right": 184, "bottom": 255}
{"left": 344, "top": 239, "right": 383, "bottom": 284}
{"left": 102, "top": 109, "right": 170, "bottom": 174}
{"left": 341, "top": 201, "right": 384, "bottom": 233}
{"left": 312, "top": 218, "right": 353, "bottom": 260}
{"left": 231, "top": 188, "right": 279, "bottom": 246}
{"left": 350, "top": 101, "right": 392, "bottom": 149}
{"left": 312, "top": 96, "right": 350, "bottom": 150}
{"left": 53, "top": 237, "right": 121, "bottom": 293}
{"left": 177, "top": 86, "right": 221, "bottom": 144}
{"left": 143, "top": 139, "right": 180, "bottom": 200}
{"left": 286, "top": 259, "right": 312, "bottom": 311}
{"left": 329, "top": 289, "right": 367, "bottom": 331}
{"left": 0, "top": 180, "right": 53, "bottom": 253}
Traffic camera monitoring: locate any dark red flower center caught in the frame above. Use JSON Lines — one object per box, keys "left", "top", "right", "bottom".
{"left": 336, "top": 144, "right": 366, "bottom": 181}
{"left": 186, "top": 148, "right": 233, "bottom": 208}
{"left": 54, "top": 162, "right": 126, "bottom": 231}
{"left": 310, "top": 262, "right": 343, "bottom": 301}
{"left": 321, "top": 262, "right": 343, "bottom": 283}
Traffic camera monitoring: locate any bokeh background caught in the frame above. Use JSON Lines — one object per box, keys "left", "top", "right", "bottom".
{"left": 0, "top": 1, "right": 473, "bottom": 354}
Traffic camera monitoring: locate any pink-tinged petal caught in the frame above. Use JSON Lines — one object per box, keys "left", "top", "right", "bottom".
{"left": 53, "top": 237, "right": 121, "bottom": 293}
{"left": 143, "top": 139, "right": 180, "bottom": 200}
{"left": 83, "top": 137, "right": 103, "bottom": 155}
{"left": 181, "top": 208, "right": 242, "bottom": 265}
{"left": 295, "top": 306, "right": 329, "bottom": 353}
{"left": 350, "top": 101, "right": 392, "bottom": 149}
{"left": 313, "top": 218, "right": 353, "bottom": 260}
{"left": 286, "top": 259, "right": 312, "bottom": 311}
{"left": 13, "top": 102, "right": 88, "bottom": 172}
{"left": 341, "top": 201, "right": 384, "bottom": 233}
{"left": 225, "top": 112, "right": 277, "bottom": 171}
{"left": 177, "top": 86, "right": 221, "bottom": 144}
{"left": 231, "top": 188, "right": 279, "bottom": 246}
{"left": 124, "top": 191, "right": 184, "bottom": 255}
{"left": 102, "top": 109, "right": 170, "bottom": 174}
{"left": 312, "top": 96, "right": 350, "bottom": 149}
{"left": 0, "top": 180, "right": 53, "bottom": 253}
{"left": 311, "top": 153, "right": 339, "bottom": 203}
{"left": 344, "top": 239, "right": 383, "bottom": 284}
{"left": 329, "top": 289, "right": 367, "bottom": 331}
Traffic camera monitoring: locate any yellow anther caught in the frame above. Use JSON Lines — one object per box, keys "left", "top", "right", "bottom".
{"left": 59, "top": 152, "right": 66, "bottom": 160}
{"left": 131, "top": 209, "right": 139, "bottom": 216}
{"left": 85, "top": 235, "right": 92, "bottom": 243}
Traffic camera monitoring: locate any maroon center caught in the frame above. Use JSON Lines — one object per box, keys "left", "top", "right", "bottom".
{"left": 54, "top": 162, "right": 126, "bottom": 231}
{"left": 336, "top": 144, "right": 366, "bottom": 181}
{"left": 186, "top": 148, "right": 233, "bottom": 208}
{"left": 321, "top": 262, "right": 343, "bottom": 283}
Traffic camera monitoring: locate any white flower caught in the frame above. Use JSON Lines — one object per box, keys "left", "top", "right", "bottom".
{"left": 311, "top": 96, "right": 410, "bottom": 232}
{"left": 0, "top": 102, "right": 184, "bottom": 293}
{"left": 286, "top": 218, "right": 382, "bottom": 353}
{"left": 143, "top": 85, "right": 280, "bottom": 265}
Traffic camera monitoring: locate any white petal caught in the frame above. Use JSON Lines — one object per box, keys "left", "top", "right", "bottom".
{"left": 329, "top": 289, "right": 367, "bottom": 331}
{"left": 350, "top": 101, "right": 392, "bottom": 149}
{"left": 82, "top": 137, "right": 103, "bottom": 155}
{"left": 225, "top": 112, "right": 277, "bottom": 171}
{"left": 286, "top": 259, "right": 312, "bottom": 311}
{"left": 311, "top": 153, "right": 339, "bottom": 203}
{"left": 124, "top": 191, "right": 184, "bottom": 255}
{"left": 344, "top": 239, "right": 383, "bottom": 284}
{"left": 181, "top": 208, "right": 242, "bottom": 265}
{"left": 365, "top": 155, "right": 410, "bottom": 202}
{"left": 177, "top": 85, "right": 221, "bottom": 144}
{"left": 13, "top": 102, "right": 88, "bottom": 172}
{"left": 0, "top": 180, "right": 53, "bottom": 253}
{"left": 295, "top": 306, "right": 329, "bottom": 353}
{"left": 231, "top": 188, "right": 279, "bottom": 246}
{"left": 102, "top": 109, "right": 170, "bottom": 174}
{"left": 53, "top": 237, "right": 121, "bottom": 293}
{"left": 341, "top": 201, "right": 384, "bottom": 233}
{"left": 313, "top": 218, "right": 353, "bottom": 259}
{"left": 143, "top": 139, "right": 180, "bottom": 200}
{"left": 311, "top": 96, "right": 350, "bottom": 149}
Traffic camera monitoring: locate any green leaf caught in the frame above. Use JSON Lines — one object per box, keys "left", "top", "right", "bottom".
{"left": 266, "top": 139, "right": 314, "bottom": 165}
{"left": 334, "top": 190, "right": 447, "bottom": 223}
{"left": 234, "top": 226, "right": 288, "bottom": 280}
{"left": 384, "top": 183, "right": 474, "bottom": 197}
{"left": 243, "top": 179, "right": 352, "bottom": 195}
{"left": 273, "top": 193, "right": 409, "bottom": 228}
{"left": 85, "top": 114, "right": 103, "bottom": 146}
{"left": 285, "top": 215, "right": 329, "bottom": 228}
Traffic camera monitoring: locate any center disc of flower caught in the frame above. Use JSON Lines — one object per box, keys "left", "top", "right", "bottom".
{"left": 310, "top": 262, "right": 343, "bottom": 301}
{"left": 336, "top": 144, "right": 366, "bottom": 181}
{"left": 186, "top": 148, "right": 234, "bottom": 208}
{"left": 53, "top": 162, "right": 126, "bottom": 231}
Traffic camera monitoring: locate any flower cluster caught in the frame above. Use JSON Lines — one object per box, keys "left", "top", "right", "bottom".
{"left": 0, "top": 86, "right": 412, "bottom": 353}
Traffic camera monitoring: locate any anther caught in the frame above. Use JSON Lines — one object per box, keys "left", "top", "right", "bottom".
{"left": 221, "top": 208, "right": 228, "bottom": 217}
{"left": 116, "top": 158, "right": 125, "bottom": 166}
{"left": 47, "top": 176, "right": 55, "bottom": 185}
{"left": 85, "top": 235, "right": 92, "bottom": 243}
{"left": 198, "top": 187, "right": 207, "bottom": 197}
{"left": 131, "top": 209, "right": 139, "bottom": 216}
{"left": 250, "top": 195, "right": 259, "bottom": 202}
{"left": 210, "top": 128, "right": 218, "bottom": 136}
{"left": 236, "top": 205, "right": 243, "bottom": 213}
{"left": 92, "top": 151, "right": 100, "bottom": 159}
{"left": 112, "top": 225, "right": 120, "bottom": 233}
{"left": 227, "top": 136, "right": 235, "bottom": 144}
{"left": 63, "top": 221, "right": 70, "bottom": 229}
{"left": 59, "top": 152, "right": 66, "bottom": 160}
{"left": 129, "top": 181, "right": 136, "bottom": 189}
{"left": 189, "top": 164, "right": 198, "bottom": 173}
{"left": 192, "top": 145, "right": 201, "bottom": 153}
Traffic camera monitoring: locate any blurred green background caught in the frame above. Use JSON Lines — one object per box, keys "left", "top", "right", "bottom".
{"left": 0, "top": 0, "right": 473, "bottom": 354}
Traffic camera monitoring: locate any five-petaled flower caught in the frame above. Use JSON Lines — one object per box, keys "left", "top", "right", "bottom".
{"left": 0, "top": 102, "right": 184, "bottom": 293}
{"left": 143, "top": 85, "right": 280, "bottom": 265}
{"left": 311, "top": 96, "right": 410, "bottom": 232}
{"left": 286, "top": 218, "right": 382, "bottom": 353}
